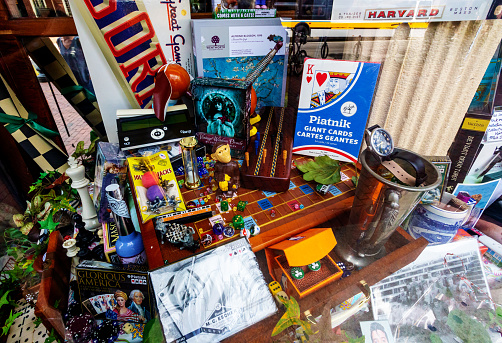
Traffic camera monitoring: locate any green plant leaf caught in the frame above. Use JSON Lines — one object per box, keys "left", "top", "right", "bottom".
{"left": 297, "top": 156, "right": 341, "bottom": 185}
{"left": 352, "top": 176, "right": 358, "bottom": 187}
{"left": 53, "top": 299, "right": 60, "bottom": 309}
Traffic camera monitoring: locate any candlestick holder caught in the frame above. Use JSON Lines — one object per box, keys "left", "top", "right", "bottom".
{"left": 179, "top": 136, "right": 201, "bottom": 189}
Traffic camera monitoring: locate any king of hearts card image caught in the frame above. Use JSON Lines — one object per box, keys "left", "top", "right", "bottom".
{"left": 293, "top": 58, "right": 380, "bottom": 163}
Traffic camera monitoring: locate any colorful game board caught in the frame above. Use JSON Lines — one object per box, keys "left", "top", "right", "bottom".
{"left": 141, "top": 156, "right": 357, "bottom": 268}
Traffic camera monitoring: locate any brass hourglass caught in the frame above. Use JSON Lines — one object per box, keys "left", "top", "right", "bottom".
{"left": 179, "top": 137, "right": 201, "bottom": 189}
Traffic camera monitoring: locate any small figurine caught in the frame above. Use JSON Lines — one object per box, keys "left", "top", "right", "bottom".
{"left": 211, "top": 142, "right": 240, "bottom": 198}
{"left": 221, "top": 200, "right": 229, "bottom": 212}
{"left": 270, "top": 209, "right": 276, "bottom": 217}
{"left": 237, "top": 201, "right": 247, "bottom": 212}
{"left": 232, "top": 215, "right": 245, "bottom": 230}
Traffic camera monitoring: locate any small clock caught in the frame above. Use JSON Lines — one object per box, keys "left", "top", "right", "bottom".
{"left": 366, "top": 125, "right": 394, "bottom": 158}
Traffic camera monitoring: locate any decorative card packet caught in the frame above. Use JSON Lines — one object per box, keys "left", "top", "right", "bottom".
{"left": 150, "top": 238, "right": 277, "bottom": 342}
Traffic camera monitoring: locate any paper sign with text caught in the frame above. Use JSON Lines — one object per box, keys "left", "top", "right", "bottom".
{"left": 486, "top": 107, "right": 502, "bottom": 142}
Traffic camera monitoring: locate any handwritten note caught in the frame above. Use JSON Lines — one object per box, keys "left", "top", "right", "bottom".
{"left": 486, "top": 108, "right": 502, "bottom": 142}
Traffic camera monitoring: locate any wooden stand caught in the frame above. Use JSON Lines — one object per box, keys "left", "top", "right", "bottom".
{"left": 240, "top": 106, "right": 295, "bottom": 193}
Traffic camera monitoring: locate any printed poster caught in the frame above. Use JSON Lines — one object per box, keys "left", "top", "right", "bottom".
{"left": 292, "top": 59, "right": 380, "bottom": 163}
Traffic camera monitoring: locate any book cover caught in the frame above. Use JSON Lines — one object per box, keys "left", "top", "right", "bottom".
{"left": 445, "top": 113, "right": 491, "bottom": 193}
{"left": 292, "top": 59, "right": 380, "bottom": 163}
{"left": 76, "top": 260, "right": 153, "bottom": 323}
{"left": 127, "top": 151, "right": 186, "bottom": 223}
{"left": 191, "top": 18, "right": 287, "bottom": 114}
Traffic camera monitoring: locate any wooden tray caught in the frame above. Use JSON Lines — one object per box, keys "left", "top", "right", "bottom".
{"left": 140, "top": 156, "right": 358, "bottom": 269}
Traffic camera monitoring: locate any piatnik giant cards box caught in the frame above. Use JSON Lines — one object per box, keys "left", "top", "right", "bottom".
{"left": 76, "top": 260, "right": 154, "bottom": 323}
{"left": 293, "top": 59, "right": 380, "bottom": 163}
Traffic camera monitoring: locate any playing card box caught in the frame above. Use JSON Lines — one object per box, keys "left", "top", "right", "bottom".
{"left": 292, "top": 59, "right": 380, "bottom": 163}
{"left": 264, "top": 228, "right": 343, "bottom": 299}
{"left": 76, "top": 260, "right": 153, "bottom": 323}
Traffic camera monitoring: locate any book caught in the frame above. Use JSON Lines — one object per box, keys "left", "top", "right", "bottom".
{"left": 127, "top": 151, "right": 186, "bottom": 223}
{"left": 76, "top": 260, "right": 153, "bottom": 323}
{"left": 292, "top": 59, "right": 380, "bottom": 163}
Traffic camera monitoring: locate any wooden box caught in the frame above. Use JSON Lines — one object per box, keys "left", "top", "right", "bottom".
{"left": 265, "top": 228, "right": 343, "bottom": 298}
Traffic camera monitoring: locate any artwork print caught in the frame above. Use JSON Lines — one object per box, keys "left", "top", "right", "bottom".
{"left": 203, "top": 55, "right": 285, "bottom": 113}
{"left": 309, "top": 71, "right": 354, "bottom": 108}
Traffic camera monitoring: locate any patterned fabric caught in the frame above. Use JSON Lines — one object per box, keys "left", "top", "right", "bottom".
{"left": 22, "top": 37, "right": 107, "bottom": 140}
{"left": 0, "top": 74, "right": 68, "bottom": 173}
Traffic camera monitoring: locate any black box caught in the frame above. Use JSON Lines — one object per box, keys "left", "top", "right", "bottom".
{"left": 76, "top": 260, "right": 154, "bottom": 323}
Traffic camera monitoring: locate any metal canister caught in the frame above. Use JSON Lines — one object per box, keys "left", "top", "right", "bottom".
{"left": 334, "top": 148, "right": 441, "bottom": 268}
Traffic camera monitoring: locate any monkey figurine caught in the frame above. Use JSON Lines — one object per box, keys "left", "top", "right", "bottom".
{"left": 211, "top": 142, "right": 240, "bottom": 198}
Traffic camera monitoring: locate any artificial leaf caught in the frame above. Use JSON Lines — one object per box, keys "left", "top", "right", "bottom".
{"left": 0, "top": 290, "right": 12, "bottom": 309}
{"left": 20, "top": 222, "right": 34, "bottom": 235}
{"left": 44, "top": 329, "right": 61, "bottom": 343}
{"left": 34, "top": 316, "right": 42, "bottom": 328}
{"left": 53, "top": 299, "right": 60, "bottom": 309}
{"left": 344, "top": 331, "right": 365, "bottom": 343}
{"left": 272, "top": 296, "right": 305, "bottom": 337}
{"left": 352, "top": 176, "right": 358, "bottom": 187}
{"left": 12, "top": 214, "right": 24, "bottom": 228}
{"left": 143, "top": 317, "right": 164, "bottom": 343}
{"left": 46, "top": 173, "right": 69, "bottom": 189}
{"left": 2, "top": 310, "right": 22, "bottom": 336}
{"left": 38, "top": 212, "right": 59, "bottom": 233}
{"left": 496, "top": 305, "right": 502, "bottom": 319}
{"left": 297, "top": 156, "right": 341, "bottom": 185}
{"left": 72, "top": 141, "right": 85, "bottom": 158}
{"left": 86, "top": 137, "right": 98, "bottom": 155}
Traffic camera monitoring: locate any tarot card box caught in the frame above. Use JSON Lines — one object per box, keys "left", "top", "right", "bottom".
{"left": 76, "top": 260, "right": 153, "bottom": 323}
{"left": 265, "top": 228, "right": 343, "bottom": 298}
{"left": 191, "top": 77, "right": 251, "bottom": 155}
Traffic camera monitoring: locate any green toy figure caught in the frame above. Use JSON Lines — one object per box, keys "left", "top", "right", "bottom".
{"left": 232, "top": 215, "right": 244, "bottom": 230}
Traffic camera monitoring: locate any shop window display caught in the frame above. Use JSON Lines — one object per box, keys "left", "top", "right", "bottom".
{"left": 1, "top": 1, "right": 502, "bottom": 342}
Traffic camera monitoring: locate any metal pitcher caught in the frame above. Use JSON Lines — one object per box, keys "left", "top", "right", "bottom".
{"left": 334, "top": 148, "right": 441, "bottom": 268}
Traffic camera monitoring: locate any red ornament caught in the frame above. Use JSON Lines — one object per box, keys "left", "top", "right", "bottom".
{"left": 160, "top": 64, "right": 190, "bottom": 100}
